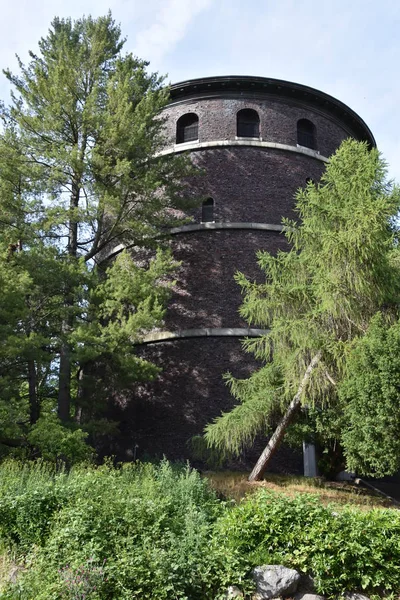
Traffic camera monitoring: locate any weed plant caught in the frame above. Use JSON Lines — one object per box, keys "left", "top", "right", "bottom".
{"left": 0, "top": 460, "right": 223, "bottom": 599}
{"left": 1, "top": 460, "right": 400, "bottom": 599}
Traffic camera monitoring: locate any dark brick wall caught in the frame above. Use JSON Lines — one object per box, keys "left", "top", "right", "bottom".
{"left": 110, "top": 336, "right": 303, "bottom": 474}
{"left": 166, "top": 229, "right": 287, "bottom": 329}
{"left": 162, "top": 96, "right": 354, "bottom": 157}
{"left": 182, "top": 146, "right": 325, "bottom": 223}
{"left": 164, "top": 146, "right": 325, "bottom": 329}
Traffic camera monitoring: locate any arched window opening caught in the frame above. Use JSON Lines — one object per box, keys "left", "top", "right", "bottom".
{"left": 201, "top": 198, "right": 214, "bottom": 223}
{"left": 237, "top": 109, "right": 260, "bottom": 138}
{"left": 297, "top": 119, "right": 316, "bottom": 150}
{"left": 176, "top": 113, "right": 199, "bottom": 144}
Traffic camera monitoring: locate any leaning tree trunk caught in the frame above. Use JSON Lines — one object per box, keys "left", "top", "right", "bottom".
{"left": 248, "top": 351, "right": 322, "bottom": 482}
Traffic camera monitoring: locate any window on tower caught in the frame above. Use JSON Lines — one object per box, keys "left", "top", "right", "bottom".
{"left": 201, "top": 198, "right": 214, "bottom": 222}
{"left": 176, "top": 113, "right": 199, "bottom": 144}
{"left": 297, "top": 119, "right": 316, "bottom": 150}
{"left": 237, "top": 109, "right": 260, "bottom": 138}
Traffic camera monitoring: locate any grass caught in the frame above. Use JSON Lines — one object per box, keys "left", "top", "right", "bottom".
{"left": 204, "top": 471, "right": 393, "bottom": 508}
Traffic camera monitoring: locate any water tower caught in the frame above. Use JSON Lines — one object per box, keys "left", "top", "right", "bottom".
{"left": 117, "top": 76, "right": 375, "bottom": 469}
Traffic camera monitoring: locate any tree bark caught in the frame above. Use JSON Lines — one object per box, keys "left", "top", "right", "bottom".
{"left": 248, "top": 351, "right": 322, "bottom": 482}
{"left": 0, "top": 437, "right": 27, "bottom": 448}
{"left": 27, "top": 359, "right": 39, "bottom": 425}
{"left": 58, "top": 338, "right": 72, "bottom": 422}
{"left": 58, "top": 182, "right": 80, "bottom": 422}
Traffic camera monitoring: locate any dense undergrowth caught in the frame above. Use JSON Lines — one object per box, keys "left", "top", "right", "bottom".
{"left": 0, "top": 460, "right": 400, "bottom": 599}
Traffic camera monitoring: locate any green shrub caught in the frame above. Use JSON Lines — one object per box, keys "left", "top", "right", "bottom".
{"left": 2, "top": 461, "right": 400, "bottom": 599}
{"left": 0, "top": 460, "right": 69, "bottom": 547}
{"left": 212, "top": 490, "right": 400, "bottom": 597}
{"left": 27, "top": 414, "right": 94, "bottom": 465}
{"left": 0, "top": 460, "right": 224, "bottom": 599}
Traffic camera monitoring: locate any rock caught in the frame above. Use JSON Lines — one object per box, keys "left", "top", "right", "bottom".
{"left": 336, "top": 470, "right": 356, "bottom": 482}
{"left": 294, "top": 593, "right": 325, "bottom": 600}
{"left": 297, "top": 574, "right": 316, "bottom": 594}
{"left": 342, "top": 594, "right": 370, "bottom": 600}
{"left": 253, "top": 564, "right": 301, "bottom": 599}
{"left": 223, "top": 586, "right": 244, "bottom": 599}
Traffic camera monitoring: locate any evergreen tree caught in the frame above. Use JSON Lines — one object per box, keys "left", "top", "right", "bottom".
{"left": 0, "top": 13, "right": 191, "bottom": 454}
{"left": 204, "top": 140, "right": 400, "bottom": 480}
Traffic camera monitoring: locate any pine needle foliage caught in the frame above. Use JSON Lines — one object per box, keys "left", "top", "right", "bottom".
{"left": 204, "top": 140, "right": 400, "bottom": 460}
{"left": 0, "top": 13, "right": 196, "bottom": 450}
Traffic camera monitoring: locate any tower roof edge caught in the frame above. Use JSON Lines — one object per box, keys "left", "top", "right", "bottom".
{"left": 169, "top": 75, "right": 375, "bottom": 148}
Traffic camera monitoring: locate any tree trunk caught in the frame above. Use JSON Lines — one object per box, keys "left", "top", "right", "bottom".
{"left": 74, "top": 367, "right": 85, "bottom": 424}
{"left": 58, "top": 183, "right": 80, "bottom": 422}
{"left": 248, "top": 351, "right": 322, "bottom": 482}
{"left": 27, "top": 359, "right": 39, "bottom": 425}
{"left": 58, "top": 339, "right": 72, "bottom": 422}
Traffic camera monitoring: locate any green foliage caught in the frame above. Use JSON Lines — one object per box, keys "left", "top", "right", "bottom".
{"left": 204, "top": 140, "right": 400, "bottom": 466}
{"left": 204, "top": 365, "right": 282, "bottom": 459}
{"left": 0, "top": 460, "right": 65, "bottom": 548}
{"left": 2, "top": 461, "right": 400, "bottom": 598}
{"left": 340, "top": 313, "right": 400, "bottom": 477}
{"left": 27, "top": 414, "right": 94, "bottom": 465}
{"left": 213, "top": 490, "right": 400, "bottom": 597}
{"left": 0, "top": 460, "right": 223, "bottom": 600}
{"left": 0, "top": 13, "right": 195, "bottom": 447}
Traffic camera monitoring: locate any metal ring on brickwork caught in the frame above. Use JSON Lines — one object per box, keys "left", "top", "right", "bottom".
{"left": 170, "top": 222, "right": 283, "bottom": 235}
{"left": 141, "top": 328, "right": 269, "bottom": 345}
{"left": 156, "top": 139, "right": 329, "bottom": 162}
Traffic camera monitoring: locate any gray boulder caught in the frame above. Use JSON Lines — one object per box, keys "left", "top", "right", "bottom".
{"left": 253, "top": 564, "right": 301, "bottom": 599}
{"left": 294, "top": 594, "right": 325, "bottom": 600}
{"left": 342, "top": 594, "right": 370, "bottom": 600}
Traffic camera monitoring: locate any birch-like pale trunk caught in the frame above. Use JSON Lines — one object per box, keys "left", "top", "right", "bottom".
{"left": 248, "top": 351, "right": 322, "bottom": 482}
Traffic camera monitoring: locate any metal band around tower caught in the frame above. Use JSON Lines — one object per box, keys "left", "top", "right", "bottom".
{"left": 157, "top": 139, "right": 329, "bottom": 162}
{"left": 141, "top": 328, "right": 269, "bottom": 344}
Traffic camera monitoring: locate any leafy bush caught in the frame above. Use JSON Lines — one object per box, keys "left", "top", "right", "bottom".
{"left": 0, "top": 460, "right": 68, "bottom": 548}
{"left": 340, "top": 313, "right": 400, "bottom": 477}
{"left": 212, "top": 490, "right": 400, "bottom": 597}
{"left": 0, "top": 460, "right": 224, "bottom": 599}
{"left": 2, "top": 461, "right": 400, "bottom": 599}
{"left": 27, "top": 414, "right": 94, "bottom": 465}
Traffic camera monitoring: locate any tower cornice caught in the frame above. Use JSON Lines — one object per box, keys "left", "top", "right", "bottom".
{"left": 169, "top": 75, "right": 375, "bottom": 148}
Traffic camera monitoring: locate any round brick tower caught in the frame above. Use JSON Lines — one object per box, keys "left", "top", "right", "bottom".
{"left": 116, "top": 76, "right": 375, "bottom": 467}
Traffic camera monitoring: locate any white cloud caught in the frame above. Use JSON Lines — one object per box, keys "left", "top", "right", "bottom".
{"left": 133, "top": 0, "right": 212, "bottom": 64}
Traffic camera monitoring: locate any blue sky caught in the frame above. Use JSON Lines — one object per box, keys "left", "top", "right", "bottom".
{"left": 1, "top": 0, "right": 399, "bottom": 180}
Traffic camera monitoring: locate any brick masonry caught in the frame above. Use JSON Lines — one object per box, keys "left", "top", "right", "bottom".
{"left": 111, "top": 78, "right": 373, "bottom": 469}
{"left": 162, "top": 96, "right": 353, "bottom": 157}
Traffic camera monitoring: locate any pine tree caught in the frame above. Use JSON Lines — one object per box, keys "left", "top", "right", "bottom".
{"left": 204, "top": 139, "right": 400, "bottom": 480}
{"left": 0, "top": 13, "right": 192, "bottom": 451}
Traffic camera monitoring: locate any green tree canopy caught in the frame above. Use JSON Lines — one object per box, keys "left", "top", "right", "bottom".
{"left": 0, "top": 13, "right": 192, "bottom": 458}
{"left": 204, "top": 139, "right": 400, "bottom": 480}
{"left": 340, "top": 313, "right": 400, "bottom": 477}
